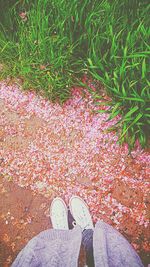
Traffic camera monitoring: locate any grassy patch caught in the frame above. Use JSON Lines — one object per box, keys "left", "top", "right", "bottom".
{"left": 87, "top": 1, "right": 150, "bottom": 148}
{"left": 0, "top": 0, "right": 149, "bottom": 148}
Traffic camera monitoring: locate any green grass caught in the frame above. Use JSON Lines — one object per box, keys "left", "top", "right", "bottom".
{"left": 0, "top": 0, "right": 149, "bottom": 148}
{"left": 86, "top": 1, "right": 150, "bottom": 148}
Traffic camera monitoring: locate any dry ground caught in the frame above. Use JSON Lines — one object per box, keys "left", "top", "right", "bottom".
{"left": 0, "top": 82, "right": 149, "bottom": 266}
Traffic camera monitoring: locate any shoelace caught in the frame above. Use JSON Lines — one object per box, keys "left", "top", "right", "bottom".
{"left": 72, "top": 220, "right": 91, "bottom": 230}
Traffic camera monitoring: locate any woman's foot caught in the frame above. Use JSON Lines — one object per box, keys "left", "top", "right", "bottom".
{"left": 69, "top": 196, "right": 94, "bottom": 231}
{"left": 50, "top": 197, "right": 69, "bottom": 230}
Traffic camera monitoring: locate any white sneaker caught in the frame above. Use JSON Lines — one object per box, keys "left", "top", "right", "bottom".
{"left": 69, "top": 196, "right": 94, "bottom": 231}
{"left": 50, "top": 197, "right": 69, "bottom": 230}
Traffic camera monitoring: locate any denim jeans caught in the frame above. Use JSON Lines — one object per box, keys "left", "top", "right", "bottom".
{"left": 82, "top": 229, "right": 94, "bottom": 267}
{"left": 68, "top": 209, "right": 94, "bottom": 267}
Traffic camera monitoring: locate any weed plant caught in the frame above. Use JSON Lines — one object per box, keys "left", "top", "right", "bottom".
{"left": 87, "top": 1, "right": 150, "bottom": 148}
{"left": 0, "top": 0, "right": 149, "bottom": 148}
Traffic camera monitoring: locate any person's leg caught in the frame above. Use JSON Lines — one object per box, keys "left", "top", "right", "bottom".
{"left": 12, "top": 197, "right": 82, "bottom": 267}
{"left": 50, "top": 197, "right": 69, "bottom": 230}
{"left": 93, "top": 220, "right": 144, "bottom": 267}
{"left": 49, "top": 197, "right": 82, "bottom": 266}
{"left": 69, "top": 196, "right": 95, "bottom": 267}
{"left": 69, "top": 196, "right": 94, "bottom": 231}
{"left": 82, "top": 229, "right": 95, "bottom": 267}
{"left": 68, "top": 208, "right": 94, "bottom": 267}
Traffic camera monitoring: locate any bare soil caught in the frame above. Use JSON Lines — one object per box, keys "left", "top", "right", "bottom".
{"left": 0, "top": 86, "right": 149, "bottom": 267}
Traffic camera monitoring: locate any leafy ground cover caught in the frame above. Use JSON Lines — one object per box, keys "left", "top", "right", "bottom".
{"left": 0, "top": 0, "right": 149, "bottom": 148}
{"left": 0, "top": 81, "right": 150, "bottom": 266}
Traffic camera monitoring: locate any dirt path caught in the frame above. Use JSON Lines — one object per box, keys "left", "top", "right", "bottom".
{"left": 0, "top": 179, "right": 86, "bottom": 267}
{"left": 0, "top": 81, "right": 150, "bottom": 266}
{"left": 0, "top": 180, "right": 50, "bottom": 266}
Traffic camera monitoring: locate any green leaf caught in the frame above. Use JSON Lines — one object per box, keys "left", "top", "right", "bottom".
{"left": 105, "top": 72, "right": 109, "bottom": 81}
{"left": 121, "top": 84, "right": 127, "bottom": 97}
{"left": 142, "top": 58, "right": 146, "bottom": 79}
{"left": 118, "top": 96, "right": 145, "bottom": 102}
{"left": 123, "top": 106, "right": 139, "bottom": 119}
{"left": 120, "top": 113, "right": 143, "bottom": 139}
{"left": 108, "top": 109, "right": 120, "bottom": 120}
{"left": 96, "top": 109, "right": 107, "bottom": 113}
